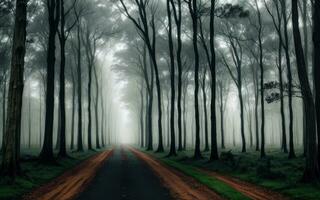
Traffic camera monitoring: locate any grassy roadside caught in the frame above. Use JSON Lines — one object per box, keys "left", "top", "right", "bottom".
{"left": 0, "top": 148, "right": 109, "bottom": 200}
{"left": 143, "top": 148, "right": 320, "bottom": 200}
{"left": 143, "top": 150, "right": 249, "bottom": 200}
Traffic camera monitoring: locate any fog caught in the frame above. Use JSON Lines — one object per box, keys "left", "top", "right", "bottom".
{"left": 1, "top": 0, "right": 320, "bottom": 182}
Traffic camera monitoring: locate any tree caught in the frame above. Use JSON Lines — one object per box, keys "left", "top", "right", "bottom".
{"left": 292, "top": 0, "right": 319, "bottom": 182}
{"left": 186, "top": 0, "right": 202, "bottom": 159}
{"left": 119, "top": 0, "right": 164, "bottom": 152}
{"left": 1, "top": 0, "right": 27, "bottom": 178}
{"left": 166, "top": 0, "right": 176, "bottom": 157}
{"left": 221, "top": 31, "right": 246, "bottom": 153}
{"left": 281, "top": 0, "right": 295, "bottom": 159}
{"left": 75, "top": 7, "right": 84, "bottom": 152}
{"left": 170, "top": 0, "right": 183, "bottom": 152}
{"left": 40, "top": 0, "right": 60, "bottom": 162}
{"left": 57, "top": 0, "right": 77, "bottom": 157}
{"left": 253, "top": 0, "right": 266, "bottom": 158}
{"left": 313, "top": 0, "right": 320, "bottom": 169}
{"left": 264, "top": 0, "right": 288, "bottom": 153}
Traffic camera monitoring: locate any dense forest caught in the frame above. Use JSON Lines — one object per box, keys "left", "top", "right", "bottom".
{"left": 0, "top": 0, "right": 320, "bottom": 199}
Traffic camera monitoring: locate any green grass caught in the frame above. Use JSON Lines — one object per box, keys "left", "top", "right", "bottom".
{"left": 143, "top": 148, "right": 320, "bottom": 200}
{"left": 143, "top": 150, "right": 248, "bottom": 200}
{"left": 0, "top": 148, "right": 108, "bottom": 200}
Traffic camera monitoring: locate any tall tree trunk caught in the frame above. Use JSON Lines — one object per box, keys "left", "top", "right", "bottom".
{"left": 281, "top": 0, "right": 295, "bottom": 159}
{"left": 209, "top": 0, "right": 218, "bottom": 160}
{"left": 278, "top": 41, "right": 288, "bottom": 153}
{"left": 166, "top": 91, "right": 170, "bottom": 148}
{"left": 1, "top": 0, "right": 27, "bottom": 177}
{"left": 39, "top": 90, "right": 42, "bottom": 147}
{"left": 170, "top": 0, "right": 183, "bottom": 152}
{"left": 100, "top": 81, "right": 105, "bottom": 147}
{"left": 183, "top": 86, "right": 187, "bottom": 150}
{"left": 167, "top": 0, "right": 176, "bottom": 156}
{"left": 239, "top": 85, "right": 246, "bottom": 153}
{"left": 93, "top": 66, "right": 100, "bottom": 149}
{"left": 28, "top": 84, "right": 31, "bottom": 149}
{"left": 55, "top": 102, "right": 61, "bottom": 150}
{"left": 202, "top": 70, "right": 209, "bottom": 152}
{"left": 292, "top": 0, "right": 319, "bottom": 182}
{"left": 70, "top": 70, "right": 75, "bottom": 150}
{"left": 188, "top": 0, "right": 202, "bottom": 159}
{"left": 87, "top": 63, "right": 93, "bottom": 150}
{"left": 146, "top": 58, "right": 154, "bottom": 151}
{"left": 313, "top": 0, "right": 320, "bottom": 171}
{"left": 254, "top": 75, "right": 259, "bottom": 151}
{"left": 58, "top": 0, "right": 67, "bottom": 157}
{"left": 219, "top": 82, "right": 225, "bottom": 149}
{"left": 255, "top": 0, "right": 265, "bottom": 158}
{"left": 140, "top": 87, "right": 144, "bottom": 148}
{"left": 40, "top": 0, "right": 60, "bottom": 162}
{"left": 76, "top": 22, "right": 83, "bottom": 152}
{"left": 2, "top": 80, "right": 6, "bottom": 151}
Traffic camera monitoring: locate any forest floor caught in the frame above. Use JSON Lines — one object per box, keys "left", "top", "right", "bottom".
{"left": 144, "top": 147, "right": 320, "bottom": 200}
{"left": 0, "top": 148, "right": 109, "bottom": 200}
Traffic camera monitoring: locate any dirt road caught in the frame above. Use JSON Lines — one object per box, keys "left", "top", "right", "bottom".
{"left": 24, "top": 150, "right": 113, "bottom": 200}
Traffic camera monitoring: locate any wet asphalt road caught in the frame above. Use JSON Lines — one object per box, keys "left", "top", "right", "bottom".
{"left": 76, "top": 147, "right": 173, "bottom": 200}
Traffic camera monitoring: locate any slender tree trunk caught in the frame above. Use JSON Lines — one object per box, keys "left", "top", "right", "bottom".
{"left": 1, "top": 0, "right": 27, "bottom": 177}
{"left": 28, "top": 85, "right": 31, "bottom": 149}
{"left": 140, "top": 88, "right": 144, "bottom": 148}
{"left": 87, "top": 62, "right": 93, "bottom": 150}
{"left": 146, "top": 58, "right": 154, "bottom": 151}
{"left": 239, "top": 85, "right": 246, "bottom": 153}
{"left": 166, "top": 91, "right": 170, "bottom": 148}
{"left": 76, "top": 23, "right": 83, "bottom": 152}
{"left": 58, "top": 0, "right": 67, "bottom": 157}
{"left": 254, "top": 77, "right": 259, "bottom": 151}
{"left": 70, "top": 71, "right": 75, "bottom": 150}
{"left": 188, "top": 0, "right": 202, "bottom": 159}
{"left": 167, "top": 0, "right": 176, "bottom": 156}
{"left": 100, "top": 81, "right": 105, "bottom": 147}
{"left": 254, "top": 0, "right": 265, "bottom": 158}
{"left": 183, "top": 86, "right": 187, "bottom": 150}
{"left": 39, "top": 90, "right": 42, "bottom": 147}
{"left": 278, "top": 41, "right": 288, "bottom": 153}
{"left": 40, "top": 0, "right": 60, "bottom": 162}
{"left": 170, "top": 0, "right": 183, "bottom": 152}
{"left": 219, "top": 82, "right": 225, "bottom": 149}
{"left": 202, "top": 71, "right": 209, "bottom": 152}
{"left": 55, "top": 102, "right": 61, "bottom": 150}
{"left": 2, "top": 80, "right": 6, "bottom": 150}
{"left": 281, "top": 0, "right": 296, "bottom": 159}
{"left": 93, "top": 66, "right": 100, "bottom": 149}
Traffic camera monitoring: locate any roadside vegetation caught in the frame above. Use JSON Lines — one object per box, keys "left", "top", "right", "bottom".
{"left": 0, "top": 149, "right": 101, "bottom": 200}
{"left": 145, "top": 148, "right": 320, "bottom": 200}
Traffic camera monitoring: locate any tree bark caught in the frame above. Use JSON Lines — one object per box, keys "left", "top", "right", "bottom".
{"left": 188, "top": 0, "right": 202, "bottom": 159}
{"left": 292, "top": 0, "right": 319, "bottom": 182}
{"left": 93, "top": 66, "right": 100, "bottom": 149}
{"left": 280, "top": 0, "right": 295, "bottom": 159}
{"left": 1, "top": 0, "right": 27, "bottom": 178}
{"left": 76, "top": 21, "right": 83, "bottom": 152}
{"left": 40, "top": 0, "right": 60, "bottom": 162}
{"left": 313, "top": 0, "right": 320, "bottom": 171}
{"left": 167, "top": 0, "right": 176, "bottom": 156}
{"left": 255, "top": 0, "right": 265, "bottom": 158}
{"left": 58, "top": 0, "right": 67, "bottom": 157}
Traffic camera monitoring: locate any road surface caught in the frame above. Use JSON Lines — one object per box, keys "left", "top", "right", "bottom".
{"left": 76, "top": 147, "right": 173, "bottom": 200}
